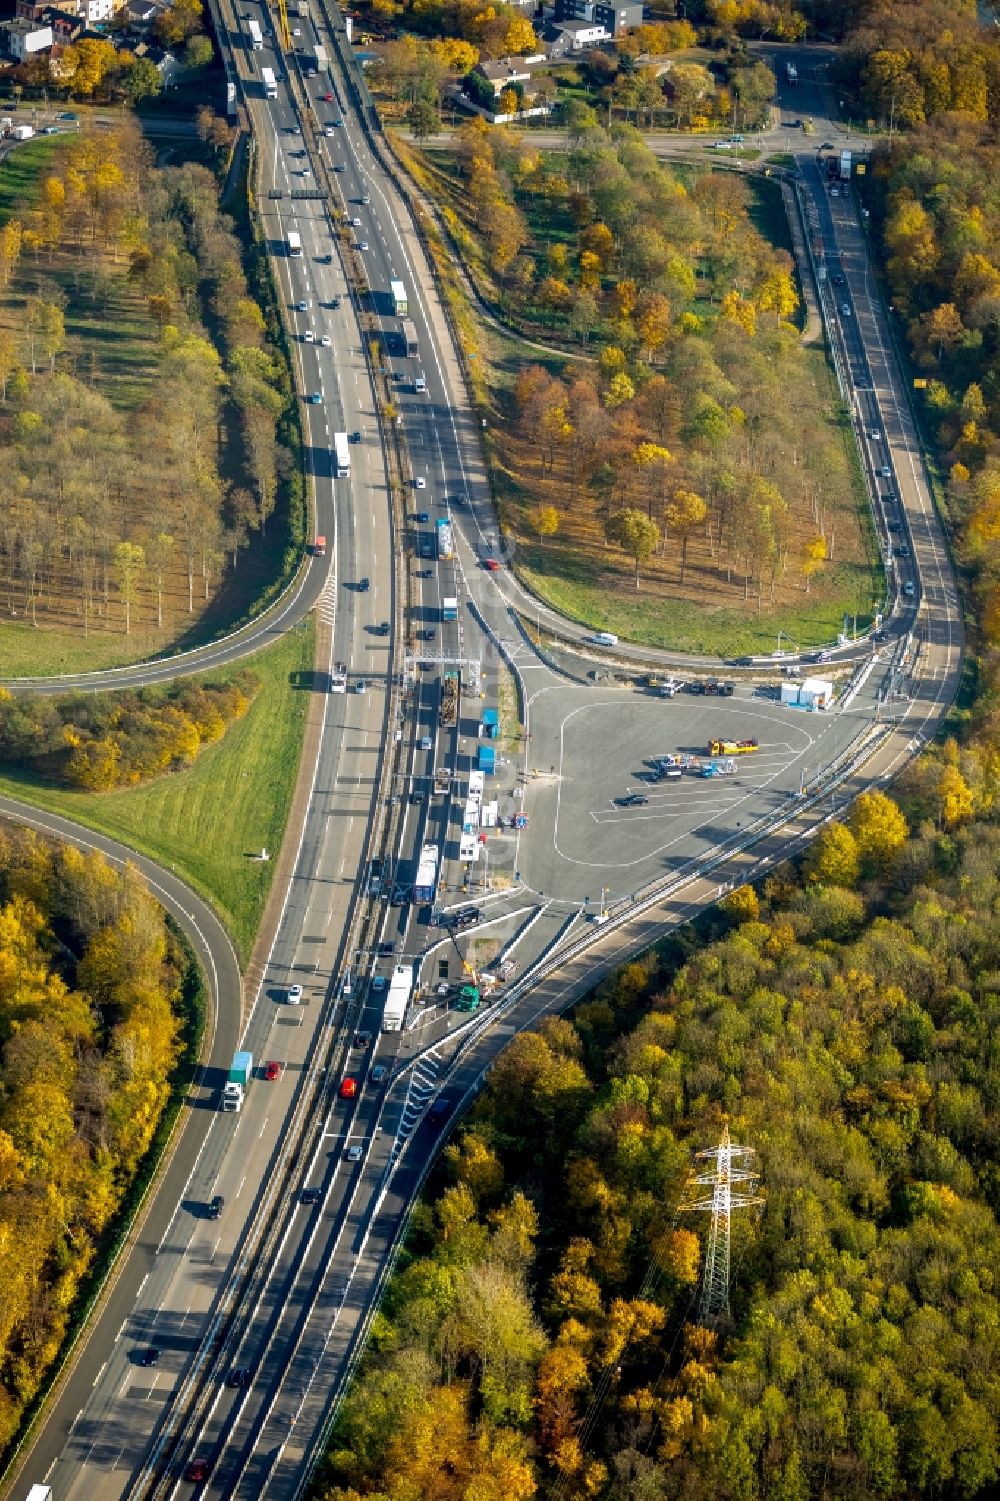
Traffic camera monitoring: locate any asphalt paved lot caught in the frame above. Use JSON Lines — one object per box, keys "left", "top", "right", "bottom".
{"left": 512, "top": 679, "right": 879, "bottom": 903}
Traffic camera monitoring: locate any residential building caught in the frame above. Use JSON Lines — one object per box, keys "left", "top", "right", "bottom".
{"left": 554, "top": 0, "right": 642, "bottom": 33}
{"left": 540, "top": 17, "right": 607, "bottom": 54}
{"left": 1, "top": 17, "right": 53, "bottom": 56}
{"left": 472, "top": 55, "right": 535, "bottom": 95}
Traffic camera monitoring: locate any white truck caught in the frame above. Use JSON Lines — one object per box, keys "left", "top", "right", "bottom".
{"left": 222, "top": 1050, "right": 253, "bottom": 1112}
{"left": 383, "top": 964, "right": 412, "bottom": 1031}
{"left": 13, "top": 125, "right": 34, "bottom": 141}
{"left": 334, "top": 431, "right": 350, "bottom": 478}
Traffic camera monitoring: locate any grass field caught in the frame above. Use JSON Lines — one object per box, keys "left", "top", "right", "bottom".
{"left": 0, "top": 133, "right": 62, "bottom": 222}
{"left": 0, "top": 620, "right": 315, "bottom": 960}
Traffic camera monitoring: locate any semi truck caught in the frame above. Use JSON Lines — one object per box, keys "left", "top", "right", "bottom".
{"left": 840, "top": 149, "right": 852, "bottom": 181}
{"left": 222, "top": 1051, "right": 253, "bottom": 1112}
{"left": 315, "top": 43, "right": 328, "bottom": 69}
{"left": 262, "top": 67, "right": 278, "bottom": 99}
{"left": 334, "top": 431, "right": 350, "bottom": 478}
{"left": 439, "top": 670, "right": 460, "bottom": 728}
{"left": 401, "top": 318, "right": 418, "bottom": 357}
{"left": 442, "top": 596, "right": 458, "bottom": 621}
{"left": 436, "top": 518, "right": 454, "bottom": 561}
{"left": 247, "top": 16, "right": 263, "bottom": 48}
{"left": 708, "top": 737, "right": 758, "bottom": 755}
{"left": 382, "top": 964, "right": 412, "bottom": 1031}
{"left": 390, "top": 279, "right": 408, "bottom": 316}
{"left": 413, "top": 843, "right": 439, "bottom": 903}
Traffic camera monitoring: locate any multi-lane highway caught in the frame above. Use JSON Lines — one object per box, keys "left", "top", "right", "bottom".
{"left": 3, "top": 24, "right": 964, "bottom": 1501}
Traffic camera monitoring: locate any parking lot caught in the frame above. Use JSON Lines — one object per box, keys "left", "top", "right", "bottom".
{"left": 515, "top": 679, "right": 878, "bottom": 903}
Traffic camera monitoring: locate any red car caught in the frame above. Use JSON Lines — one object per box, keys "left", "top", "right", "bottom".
{"left": 482, "top": 558, "right": 500, "bottom": 571}
{"left": 339, "top": 1076, "right": 358, "bottom": 1099}
{"left": 323, "top": 91, "right": 334, "bottom": 101}
{"left": 185, "top": 1459, "right": 210, "bottom": 1483}
{"left": 264, "top": 1060, "right": 282, "bottom": 1081}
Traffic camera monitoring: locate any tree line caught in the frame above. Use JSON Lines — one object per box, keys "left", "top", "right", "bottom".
{"left": 0, "top": 123, "right": 299, "bottom": 643}
{"left": 866, "top": 113, "right": 1000, "bottom": 655}
{"left": 0, "top": 827, "right": 187, "bottom": 1453}
{"left": 312, "top": 764, "right": 1000, "bottom": 1500}
{"left": 0, "top": 671, "right": 257, "bottom": 791}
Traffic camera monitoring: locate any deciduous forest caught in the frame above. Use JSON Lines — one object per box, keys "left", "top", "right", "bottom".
{"left": 314, "top": 769, "right": 1000, "bottom": 1500}
{"left": 0, "top": 120, "right": 300, "bottom": 651}
{"left": 0, "top": 670, "right": 258, "bottom": 790}
{"left": 404, "top": 121, "right": 869, "bottom": 648}
{"left": 0, "top": 827, "right": 188, "bottom": 1450}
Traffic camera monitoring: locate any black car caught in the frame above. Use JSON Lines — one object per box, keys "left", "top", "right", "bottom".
{"left": 391, "top": 885, "right": 410, "bottom": 905}
{"left": 207, "top": 1194, "right": 224, "bottom": 1220}
{"left": 351, "top": 430, "right": 361, "bottom": 443}
{"left": 353, "top": 1031, "right": 372, "bottom": 1049}
{"left": 301, "top": 1187, "right": 322, "bottom": 1205}
{"left": 617, "top": 793, "right": 649, "bottom": 807}
{"left": 377, "top": 940, "right": 396, "bottom": 956}
{"left": 454, "top": 906, "right": 482, "bottom": 928}
{"left": 887, "top": 520, "right": 902, "bottom": 532}
{"left": 137, "top": 1347, "right": 161, "bottom": 1367}
{"left": 227, "top": 1366, "right": 251, "bottom": 1388}
{"left": 428, "top": 1096, "right": 454, "bottom": 1124}
{"left": 687, "top": 681, "right": 705, "bottom": 695}
{"left": 374, "top": 621, "right": 390, "bottom": 636}
{"left": 359, "top": 577, "right": 370, "bottom": 592}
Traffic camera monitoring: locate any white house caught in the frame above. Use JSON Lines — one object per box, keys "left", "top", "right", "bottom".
{"left": 2, "top": 18, "right": 53, "bottom": 56}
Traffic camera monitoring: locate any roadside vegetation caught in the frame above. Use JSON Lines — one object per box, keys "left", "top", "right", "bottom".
{"left": 0, "top": 116, "right": 303, "bottom": 675}
{"left": 863, "top": 116, "right": 1000, "bottom": 673}
{"left": 0, "top": 672, "right": 258, "bottom": 790}
{"left": 0, "top": 622, "right": 313, "bottom": 958}
{"left": 0, "top": 828, "right": 191, "bottom": 1455}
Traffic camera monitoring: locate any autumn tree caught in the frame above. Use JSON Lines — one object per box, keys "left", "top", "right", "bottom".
{"left": 664, "top": 489, "right": 707, "bottom": 583}
{"left": 848, "top": 790, "right": 908, "bottom": 875}
{"left": 606, "top": 508, "right": 660, "bottom": 587}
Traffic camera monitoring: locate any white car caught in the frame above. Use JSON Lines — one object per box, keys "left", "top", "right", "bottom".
{"left": 420, "top": 735, "right": 433, "bottom": 751}
{"left": 841, "top": 303, "right": 851, "bottom": 316}
{"left": 830, "top": 186, "right": 840, "bottom": 196}
{"left": 299, "top": 168, "right": 312, "bottom": 179}
{"left": 292, "top": 24, "right": 301, "bottom": 34}
{"left": 304, "top": 330, "right": 314, "bottom": 343}
{"left": 415, "top": 476, "right": 426, "bottom": 490}
{"left": 713, "top": 140, "right": 733, "bottom": 149}
{"left": 351, "top": 216, "right": 362, "bottom": 227}
{"left": 321, "top": 334, "right": 331, "bottom": 347}
{"left": 325, "top": 126, "right": 335, "bottom": 136}
{"left": 903, "top": 580, "right": 915, "bottom": 597}
{"left": 287, "top": 983, "right": 303, "bottom": 1005}
{"left": 296, "top": 299, "right": 309, "bottom": 311}
{"left": 359, "top": 241, "right": 369, "bottom": 251}
{"left": 871, "top": 429, "right": 881, "bottom": 441}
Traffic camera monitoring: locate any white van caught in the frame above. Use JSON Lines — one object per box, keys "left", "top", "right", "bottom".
{"left": 414, "top": 372, "right": 426, "bottom": 392}
{"left": 590, "top": 631, "right": 619, "bottom": 647}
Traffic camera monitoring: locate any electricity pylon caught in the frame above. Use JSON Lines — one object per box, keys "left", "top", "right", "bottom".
{"left": 681, "top": 1124, "right": 763, "bottom": 1324}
